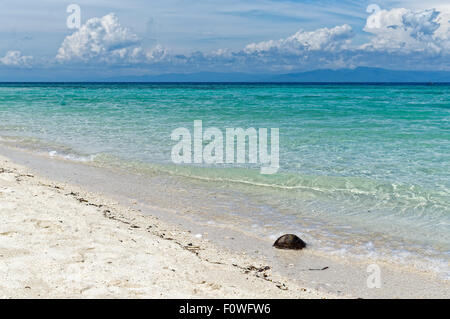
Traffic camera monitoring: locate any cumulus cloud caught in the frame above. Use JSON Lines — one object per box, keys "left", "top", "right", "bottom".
{"left": 56, "top": 13, "right": 143, "bottom": 64}
{"left": 240, "top": 5, "right": 450, "bottom": 60}
{"left": 225, "top": 5, "right": 450, "bottom": 71}
{"left": 56, "top": 13, "right": 170, "bottom": 66}
{"left": 190, "top": 24, "right": 357, "bottom": 72}
{"left": 244, "top": 24, "right": 354, "bottom": 54}
{"left": 362, "top": 6, "right": 448, "bottom": 53}
{"left": 0, "top": 51, "right": 33, "bottom": 67}
{"left": 144, "top": 44, "right": 168, "bottom": 62}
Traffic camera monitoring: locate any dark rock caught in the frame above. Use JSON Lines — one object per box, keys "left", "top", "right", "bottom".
{"left": 273, "top": 234, "right": 306, "bottom": 250}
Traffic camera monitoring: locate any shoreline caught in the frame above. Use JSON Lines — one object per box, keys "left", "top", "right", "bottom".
{"left": 0, "top": 146, "right": 449, "bottom": 298}
{"left": 0, "top": 153, "right": 334, "bottom": 298}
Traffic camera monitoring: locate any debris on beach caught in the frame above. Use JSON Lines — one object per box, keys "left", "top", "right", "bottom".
{"left": 308, "top": 266, "right": 329, "bottom": 271}
{"left": 273, "top": 234, "right": 306, "bottom": 250}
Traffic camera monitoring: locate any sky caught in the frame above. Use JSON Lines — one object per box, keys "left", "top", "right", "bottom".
{"left": 1, "top": 0, "right": 450, "bottom": 80}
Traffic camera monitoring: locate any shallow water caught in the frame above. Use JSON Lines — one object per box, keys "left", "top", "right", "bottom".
{"left": 0, "top": 83, "right": 449, "bottom": 277}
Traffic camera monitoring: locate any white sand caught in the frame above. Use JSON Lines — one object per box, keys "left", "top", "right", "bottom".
{"left": 1, "top": 150, "right": 448, "bottom": 299}
{"left": 0, "top": 155, "right": 334, "bottom": 299}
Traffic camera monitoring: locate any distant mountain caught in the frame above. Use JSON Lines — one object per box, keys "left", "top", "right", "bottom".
{"left": 107, "top": 67, "right": 450, "bottom": 83}
{"left": 2, "top": 67, "right": 450, "bottom": 83}
{"left": 269, "top": 67, "right": 450, "bottom": 82}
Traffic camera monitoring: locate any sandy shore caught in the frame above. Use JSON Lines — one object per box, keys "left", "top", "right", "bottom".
{"left": 0, "top": 154, "right": 336, "bottom": 298}
{"left": 1, "top": 148, "right": 449, "bottom": 299}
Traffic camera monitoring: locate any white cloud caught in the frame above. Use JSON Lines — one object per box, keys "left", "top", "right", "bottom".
{"left": 241, "top": 6, "right": 450, "bottom": 58}
{"left": 219, "top": 5, "right": 450, "bottom": 72}
{"left": 56, "top": 13, "right": 141, "bottom": 64}
{"left": 56, "top": 13, "right": 170, "bottom": 65}
{"left": 244, "top": 24, "right": 354, "bottom": 54}
{"left": 0, "top": 51, "right": 33, "bottom": 67}
{"left": 50, "top": 7, "right": 450, "bottom": 73}
{"left": 362, "top": 6, "right": 449, "bottom": 53}
{"left": 144, "top": 44, "right": 168, "bottom": 62}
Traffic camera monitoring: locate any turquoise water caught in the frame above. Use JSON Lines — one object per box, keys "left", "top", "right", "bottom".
{"left": 0, "top": 83, "right": 449, "bottom": 275}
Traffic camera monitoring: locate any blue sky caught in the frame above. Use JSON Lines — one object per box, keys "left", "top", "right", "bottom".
{"left": 1, "top": 0, "right": 450, "bottom": 80}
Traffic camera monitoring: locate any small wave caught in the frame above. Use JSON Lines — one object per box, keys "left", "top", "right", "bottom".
{"left": 0, "top": 134, "right": 97, "bottom": 164}
{"left": 157, "top": 165, "right": 449, "bottom": 208}
{"left": 48, "top": 150, "right": 96, "bottom": 163}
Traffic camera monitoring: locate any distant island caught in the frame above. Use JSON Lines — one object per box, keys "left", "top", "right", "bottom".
{"left": 105, "top": 67, "right": 450, "bottom": 83}
{"left": 2, "top": 67, "right": 450, "bottom": 83}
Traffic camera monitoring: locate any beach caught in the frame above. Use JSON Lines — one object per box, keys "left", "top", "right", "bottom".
{"left": 0, "top": 152, "right": 333, "bottom": 298}
{"left": 0, "top": 147, "right": 448, "bottom": 299}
